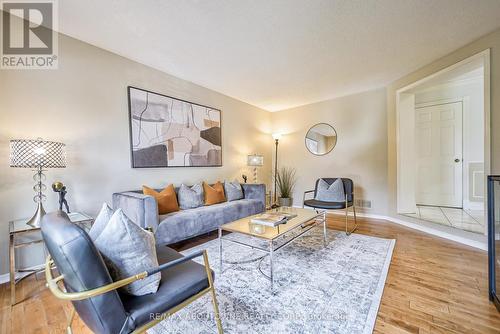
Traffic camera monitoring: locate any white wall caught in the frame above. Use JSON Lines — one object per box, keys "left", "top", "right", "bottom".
{"left": 270, "top": 88, "right": 388, "bottom": 214}
{"left": 414, "top": 78, "right": 484, "bottom": 210}
{"left": 0, "top": 28, "right": 272, "bottom": 275}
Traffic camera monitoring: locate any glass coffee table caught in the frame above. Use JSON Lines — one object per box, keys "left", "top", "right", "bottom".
{"left": 218, "top": 207, "right": 327, "bottom": 291}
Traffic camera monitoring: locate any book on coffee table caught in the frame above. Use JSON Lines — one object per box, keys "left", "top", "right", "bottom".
{"left": 250, "top": 212, "right": 298, "bottom": 227}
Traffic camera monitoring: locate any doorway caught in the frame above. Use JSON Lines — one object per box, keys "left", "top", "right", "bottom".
{"left": 415, "top": 102, "right": 463, "bottom": 208}
{"left": 396, "top": 50, "right": 490, "bottom": 236}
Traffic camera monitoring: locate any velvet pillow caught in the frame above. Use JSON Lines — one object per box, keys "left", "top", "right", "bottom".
{"left": 315, "top": 178, "right": 345, "bottom": 202}
{"left": 94, "top": 209, "right": 161, "bottom": 296}
{"left": 177, "top": 183, "right": 204, "bottom": 210}
{"left": 224, "top": 180, "right": 244, "bottom": 201}
{"left": 203, "top": 181, "right": 226, "bottom": 205}
{"left": 143, "top": 184, "right": 179, "bottom": 214}
{"left": 88, "top": 203, "right": 113, "bottom": 240}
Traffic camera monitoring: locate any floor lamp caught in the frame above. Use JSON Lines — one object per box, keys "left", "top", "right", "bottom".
{"left": 272, "top": 133, "right": 282, "bottom": 208}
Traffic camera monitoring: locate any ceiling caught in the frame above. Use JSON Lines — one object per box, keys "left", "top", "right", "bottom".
{"left": 57, "top": 0, "right": 500, "bottom": 111}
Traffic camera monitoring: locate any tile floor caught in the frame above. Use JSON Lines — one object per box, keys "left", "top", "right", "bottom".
{"left": 404, "top": 205, "right": 485, "bottom": 234}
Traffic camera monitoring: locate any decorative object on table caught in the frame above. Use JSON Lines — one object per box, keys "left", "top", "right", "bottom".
{"left": 9, "top": 211, "right": 92, "bottom": 306}
{"left": 276, "top": 166, "right": 297, "bottom": 207}
{"left": 303, "top": 178, "right": 358, "bottom": 235}
{"left": 487, "top": 175, "right": 500, "bottom": 312}
{"left": 9, "top": 138, "right": 66, "bottom": 227}
{"left": 247, "top": 154, "right": 264, "bottom": 183}
{"left": 52, "top": 181, "right": 70, "bottom": 213}
{"left": 305, "top": 123, "right": 337, "bottom": 156}
{"left": 128, "top": 86, "right": 222, "bottom": 168}
{"left": 242, "top": 174, "right": 248, "bottom": 183}
{"left": 250, "top": 212, "right": 298, "bottom": 227}
{"left": 272, "top": 133, "right": 282, "bottom": 208}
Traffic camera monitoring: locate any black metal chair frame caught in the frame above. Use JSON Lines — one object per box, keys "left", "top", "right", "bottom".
{"left": 302, "top": 178, "right": 358, "bottom": 235}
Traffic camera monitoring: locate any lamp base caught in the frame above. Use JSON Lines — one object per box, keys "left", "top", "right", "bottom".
{"left": 26, "top": 202, "right": 46, "bottom": 227}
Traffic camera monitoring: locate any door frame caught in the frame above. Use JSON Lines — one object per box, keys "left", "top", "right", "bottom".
{"left": 396, "top": 49, "right": 491, "bottom": 235}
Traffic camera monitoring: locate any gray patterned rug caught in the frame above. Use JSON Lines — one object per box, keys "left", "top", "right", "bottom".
{"left": 150, "top": 228, "right": 395, "bottom": 334}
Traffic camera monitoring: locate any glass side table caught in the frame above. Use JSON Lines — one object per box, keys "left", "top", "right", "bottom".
{"left": 9, "top": 212, "right": 93, "bottom": 305}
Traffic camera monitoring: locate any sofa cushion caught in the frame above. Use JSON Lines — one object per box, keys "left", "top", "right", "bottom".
{"left": 143, "top": 184, "right": 179, "bottom": 214}
{"left": 155, "top": 199, "right": 264, "bottom": 245}
{"left": 203, "top": 181, "right": 226, "bottom": 205}
{"left": 119, "top": 247, "right": 211, "bottom": 332}
{"left": 224, "top": 180, "right": 244, "bottom": 201}
{"left": 94, "top": 209, "right": 161, "bottom": 296}
{"left": 178, "top": 183, "right": 204, "bottom": 210}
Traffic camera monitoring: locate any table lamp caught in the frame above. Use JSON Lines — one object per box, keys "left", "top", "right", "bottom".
{"left": 10, "top": 138, "right": 66, "bottom": 227}
{"left": 247, "top": 154, "right": 264, "bottom": 183}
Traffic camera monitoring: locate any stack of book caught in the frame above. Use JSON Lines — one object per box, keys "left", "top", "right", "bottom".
{"left": 250, "top": 212, "right": 297, "bottom": 227}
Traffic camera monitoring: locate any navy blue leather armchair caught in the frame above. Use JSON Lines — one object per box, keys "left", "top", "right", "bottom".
{"left": 41, "top": 211, "right": 223, "bottom": 334}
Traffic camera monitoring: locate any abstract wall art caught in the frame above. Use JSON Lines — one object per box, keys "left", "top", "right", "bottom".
{"left": 127, "top": 86, "right": 222, "bottom": 168}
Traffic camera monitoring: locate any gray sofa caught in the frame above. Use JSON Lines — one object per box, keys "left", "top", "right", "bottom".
{"left": 112, "top": 184, "right": 266, "bottom": 245}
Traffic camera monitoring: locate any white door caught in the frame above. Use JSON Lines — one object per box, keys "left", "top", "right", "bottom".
{"left": 415, "top": 102, "right": 463, "bottom": 207}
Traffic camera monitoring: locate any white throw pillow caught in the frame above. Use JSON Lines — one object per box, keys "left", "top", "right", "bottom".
{"left": 88, "top": 203, "right": 113, "bottom": 240}
{"left": 94, "top": 209, "right": 161, "bottom": 296}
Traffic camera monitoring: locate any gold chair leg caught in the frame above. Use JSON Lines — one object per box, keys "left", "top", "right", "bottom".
{"left": 203, "top": 251, "right": 223, "bottom": 334}
{"left": 345, "top": 205, "right": 358, "bottom": 236}
{"left": 66, "top": 307, "right": 75, "bottom": 334}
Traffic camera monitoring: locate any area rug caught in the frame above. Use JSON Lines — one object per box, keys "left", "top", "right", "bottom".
{"left": 150, "top": 228, "right": 395, "bottom": 334}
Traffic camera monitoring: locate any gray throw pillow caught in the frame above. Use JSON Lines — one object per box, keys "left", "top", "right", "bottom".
{"left": 94, "top": 209, "right": 161, "bottom": 296}
{"left": 88, "top": 203, "right": 113, "bottom": 240}
{"left": 315, "top": 178, "right": 345, "bottom": 202}
{"left": 224, "top": 180, "right": 244, "bottom": 201}
{"left": 178, "top": 183, "right": 204, "bottom": 209}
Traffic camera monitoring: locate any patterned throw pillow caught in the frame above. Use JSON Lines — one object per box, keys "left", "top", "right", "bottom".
{"left": 94, "top": 209, "right": 161, "bottom": 296}
{"left": 315, "top": 178, "right": 345, "bottom": 202}
{"left": 203, "top": 181, "right": 226, "bottom": 205}
{"left": 177, "top": 183, "right": 204, "bottom": 210}
{"left": 143, "top": 184, "right": 179, "bottom": 214}
{"left": 224, "top": 180, "right": 244, "bottom": 201}
{"left": 88, "top": 203, "right": 113, "bottom": 240}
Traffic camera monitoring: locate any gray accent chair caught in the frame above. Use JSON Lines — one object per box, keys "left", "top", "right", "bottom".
{"left": 41, "top": 211, "right": 223, "bottom": 334}
{"left": 303, "top": 178, "right": 358, "bottom": 235}
{"left": 113, "top": 184, "right": 266, "bottom": 245}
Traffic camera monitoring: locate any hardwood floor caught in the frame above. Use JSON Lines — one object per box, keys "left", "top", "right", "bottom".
{"left": 1, "top": 215, "right": 499, "bottom": 333}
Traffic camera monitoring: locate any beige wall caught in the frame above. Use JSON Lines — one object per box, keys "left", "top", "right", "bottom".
{"left": 387, "top": 28, "right": 500, "bottom": 218}
{"left": 0, "top": 30, "right": 272, "bottom": 275}
{"left": 270, "top": 88, "right": 388, "bottom": 214}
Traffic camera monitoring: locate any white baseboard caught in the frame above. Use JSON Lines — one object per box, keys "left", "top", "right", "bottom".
{"left": 294, "top": 206, "right": 487, "bottom": 251}
{"left": 0, "top": 264, "right": 45, "bottom": 285}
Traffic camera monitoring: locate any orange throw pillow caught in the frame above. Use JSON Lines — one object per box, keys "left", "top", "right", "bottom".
{"left": 143, "top": 184, "right": 179, "bottom": 214}
{"left": 203, "top": 181, "right": 226, "bottom": 205}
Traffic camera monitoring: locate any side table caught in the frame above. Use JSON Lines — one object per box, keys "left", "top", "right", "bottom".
{"left": 9, "top": 212, "right": 93, "bottom": 306}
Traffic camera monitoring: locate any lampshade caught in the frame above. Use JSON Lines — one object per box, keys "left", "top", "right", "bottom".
{"left": 10, "top": 138, "right": 66, "bottom": 168}
{"left": 247, "top": 154, "right": 264, "bottom": 167}
{"left": 272, "top": 133, "right": 282, "bottom": 140}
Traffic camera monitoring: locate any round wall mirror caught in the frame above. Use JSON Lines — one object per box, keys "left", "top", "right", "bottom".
{"left": 305, "top": 123, "right": 337, "bottom": 155}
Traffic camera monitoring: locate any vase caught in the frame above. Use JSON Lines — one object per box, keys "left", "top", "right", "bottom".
{"left": 278, "top": 197, "right": 293, "bottom": 207}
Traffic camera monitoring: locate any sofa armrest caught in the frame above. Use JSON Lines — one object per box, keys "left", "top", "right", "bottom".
{"left": 241, "top": 184, "right": 266, "bottom": 209}
{"left": 112, "top": 192, "right": 159, "bottom": 232}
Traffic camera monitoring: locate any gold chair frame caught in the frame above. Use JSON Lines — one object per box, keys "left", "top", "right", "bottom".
{"left": 45, "top": 250, "right": 223, "bottom": 334}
